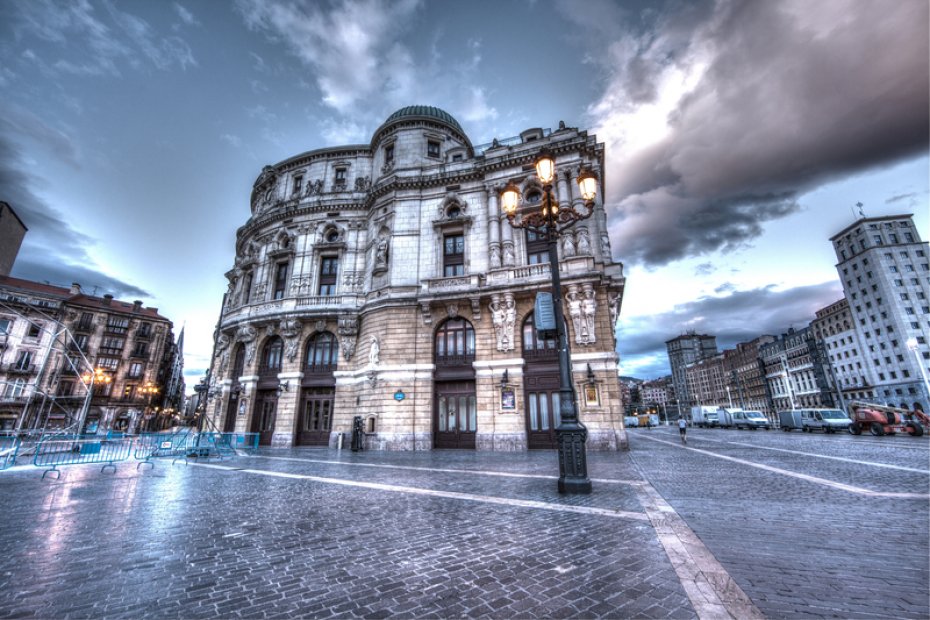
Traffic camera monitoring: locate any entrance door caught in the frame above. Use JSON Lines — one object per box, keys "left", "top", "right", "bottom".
{"left": 525, "top": 373, "right": 560, "bottom": 449}
{"left": 251, "top": 391, "right": 277, "bottom": 446}
{"left": 296, "top": 388, "right": 334, "bottom": 446}
{"left": 223, "top": 395, "right": 238, "bottom": 433}
{"left": 434, "top": 381, "right": 477, "bottom": 449}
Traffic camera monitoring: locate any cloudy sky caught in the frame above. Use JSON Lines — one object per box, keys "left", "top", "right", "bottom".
{"left": 1, "top": 0, "right": 927, "bottom": 389}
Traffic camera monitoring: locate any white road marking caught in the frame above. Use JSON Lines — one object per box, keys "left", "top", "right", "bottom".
{"left": 189, "top": 461, "right": 650, "bottom": 521}
{"left": 635, "top": 434, "right": 930, "bottom": 499}
{"left": 711, "top": 438, "right": 929, "bottom": 474}
{"left": 249, "top": 454, "right": 645, "bottom": 486}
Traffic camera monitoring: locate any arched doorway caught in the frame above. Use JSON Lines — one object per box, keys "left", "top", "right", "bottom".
{"left": 433, "top": 318, "right": 476, "bottom": 449}
{"left": 522, "top": 312, "right": 560, "bottom": 449}
{"left": 297, "top": 331, "right": 338, "bottom": 446}
{"left": 251, "top": 336, "right": 282, "bottom": 446}
{"left": 223, "top": 344, "right": 245, "bottom": 433}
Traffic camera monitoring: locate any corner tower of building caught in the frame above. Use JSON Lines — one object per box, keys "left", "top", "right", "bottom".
{"left": 207, "top": 107, "right": 627, "bottom": 451}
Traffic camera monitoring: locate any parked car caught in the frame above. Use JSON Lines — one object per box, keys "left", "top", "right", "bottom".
{"left": 624, "top": 416, "right": 639, "bottom": 428}
{"left": 731, "top": 410, "right": 771, "bottom": 430}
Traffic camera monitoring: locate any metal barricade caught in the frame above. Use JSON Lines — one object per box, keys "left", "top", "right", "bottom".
{"left": 0, "top": 435, "right": 20, "bottom": 470}
{"left": 133, "top": 432, "right": 196, "bottom": 468}
{"left": 33, "top": 436, "right": 135, "bottom": 479}
{"left": 219, "top": 432, "right": 259, "bottom": 454}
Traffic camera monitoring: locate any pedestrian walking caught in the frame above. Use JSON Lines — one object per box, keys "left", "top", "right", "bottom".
{"left": 678, "top": 417, "right": 687, "bottom": 444}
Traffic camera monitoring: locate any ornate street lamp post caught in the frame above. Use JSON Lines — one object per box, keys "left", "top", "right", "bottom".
{"left": 501, "top": 151, "right": 598, "bottom": 494}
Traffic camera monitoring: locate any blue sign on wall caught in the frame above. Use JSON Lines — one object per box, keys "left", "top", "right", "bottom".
{"left": 534, "top": 292, "right": 556, "bottom": 333}
{"left": 394, "top": 390, "right": 406, "bottom": 402}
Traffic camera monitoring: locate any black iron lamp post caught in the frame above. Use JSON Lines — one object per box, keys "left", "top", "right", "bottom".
{"left": 500, "top": 151, "right": 599, "bottom": 494}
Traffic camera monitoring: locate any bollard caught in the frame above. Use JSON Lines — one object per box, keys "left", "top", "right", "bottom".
{"left": 351, "top": 416, "right": 363, "bottom": 452}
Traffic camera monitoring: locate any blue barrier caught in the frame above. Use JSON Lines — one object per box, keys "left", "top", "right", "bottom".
{"left": 34, "top": 437, "right": 135, "bottom": 479}
{"left": 133, "top": 432, "right": 198, "bottom": 467}
{"left": 0, "top": 436, "right": 19, "bottom": 470}
{"left": 222, "top": 433, "right": 259, "bottom": 453}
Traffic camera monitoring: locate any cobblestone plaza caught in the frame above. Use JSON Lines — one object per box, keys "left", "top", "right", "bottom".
{"left": 0, "top": 429, "right": 927, "bottom": 619}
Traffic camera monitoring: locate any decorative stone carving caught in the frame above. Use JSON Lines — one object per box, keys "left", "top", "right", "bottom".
{"left": 420, "top": 302, "right": 432, "bottom": 325}
{"left": 503, "top": 293, "right": 516, "bottom": 350}
{"left": 368, "top": 336, "right": 380, "bottom": 367}
{"left": 280, "top": 318, "right": 302, "bottom": 361}
{"left": 304, "top": 179, "right": 324, "bottom": 196}
{"left": 490, "top": 295, "right": 506, "bottom": 351}
{"left": 373, "top": 235, "right": 389, "bottom": 273}
{"left": 355, "top": 176, "right": 371, "bottom": 192}
{"left": 562, "top": 234, "right": 576, "bottom": 258}
{"left": 600, "top": 232, "right": 611, "bottom": 259}
{"left": 489, "top": 245, "right": 501, "bottom": 269}
{"left": 236, "top": 325, "right": 257, "bottom": 365}
{"left": 491, "top": 294, "right": 516, "bottom": 351}
{"left": 470, "top": 297, "right": 481, "bottom": 321}
{"left": 503, "top": 244, "right": 515, "bottom": 267}
{"left": 567, "top": 285, "right": 584, "bottom": 344}
{"left": 582, "top": 284, "right": 597, "bottom": 345}
{"left": 608, "top": 291, "right": 621, "bottom": 330}
{"left": 446, "top": 304, "right": 459, "bottom": 319}
{"left": 264, "top": 323, "right": 276, "bottom": 337}
{"left": 338, "top": 316, "right": 359, "bottom": 361}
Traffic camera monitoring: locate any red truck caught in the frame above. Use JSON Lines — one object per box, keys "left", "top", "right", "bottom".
{"left": 847, "top": 401, "right": 928, "bottom": 436}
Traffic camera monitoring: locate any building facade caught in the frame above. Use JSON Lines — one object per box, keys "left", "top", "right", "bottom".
{"left": 666, "top": 333, "right": 717, "bottom": 407}
{"left": 204, "top": 106, "right": 627, "bottom": 451}
{"left": 0, "top": 276, "right": 178, "bottom": 433}
{"left": 811, "top": 298, "right": 875, "bottom": 404}
{"left": 759, "top": 327, "right": 837, "bottom": 413}
{"left": 830, "top": 214, "right": 930, "bottom": 410}
{"left": 0, "top": 202, "right": 27, "bottom": 277}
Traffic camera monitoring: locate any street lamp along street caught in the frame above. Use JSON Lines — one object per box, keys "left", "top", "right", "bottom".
{"left": 500, "top": 150, "right": 598, "bottom": 495}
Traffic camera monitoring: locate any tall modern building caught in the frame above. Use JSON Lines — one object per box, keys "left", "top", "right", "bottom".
{"left": 666, "top": 332, "right": 717, "bottom": 407}
{"left": 830, "top": 214, "right": 930, "bottom": 410}
{"left": 204, "top": 106, "right": 627, "bottom": 451}
{"left": 811, "top": 298, "right": 875, "bottom": 404}
{"left": 0, "top": 202, "right": 27, "bottom": 277}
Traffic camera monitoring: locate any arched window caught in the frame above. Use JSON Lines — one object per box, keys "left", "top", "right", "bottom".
{"left": 260, "top": 336, "right": 283, "bottom": 376}
{"left": 434, "top": 318, "right": 475, "bottom": 363}
{"left": 306, "top": 332, "right": 338, "bottom": 371}
{"left": 231, "top": 344, "right": 246, "bottom": 380}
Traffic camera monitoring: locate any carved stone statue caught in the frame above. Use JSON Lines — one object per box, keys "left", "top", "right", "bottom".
{"left": 503, "top": 244, "right": 515, "bottom": 266}
{"left": 562, "top": 234, "right": 576, "bottom": 258}
{"left": 502, "top": 293, "right": 516, "bottom": 351}
{"left": 567, "top": 286, "right": 584, "bottom": 344}
{"left": 582, "top": 285, "right": 597, "bottom": 345}
{"left": 490, "top": 295, "right": 507, "bottom": 351}
{"left": 608, "top": 291, "right": 621, "bottom": 330}
{"left": 338, "top": 316, "right": 359, "bottom": 361}
{"left": 600, "top": 232, "right": 611, "bottom": 259}
{"left": 355, "top": 176, "right": 371, "bottom": 192}
{"left": 374, "top": 236, "right": 389, "bottom": 271}
{"left": 368, "top": 336, "right": 380, "bottom": 366}
{"left": 237, "top": 325, "right": 257, "bottom": 365}
{"left": 577, "top": 228, "right": 591, "bottom": 255}
{"left": 489, "top": 245, "right": 501, "bottom": 269}
{"left": 280, "top": 318, "right": 302, "bottom": 361}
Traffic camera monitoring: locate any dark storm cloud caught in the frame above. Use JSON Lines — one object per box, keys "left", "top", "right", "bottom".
{"left": 617, "top": 280, "right": 843, "bottom": 372}
{"left": 588, "top": 0, "right": 929, "bottom": 267}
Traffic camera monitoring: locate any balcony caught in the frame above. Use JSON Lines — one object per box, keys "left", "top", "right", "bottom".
{"left": 424, "top": 274, "right": 483, "bottom": 294}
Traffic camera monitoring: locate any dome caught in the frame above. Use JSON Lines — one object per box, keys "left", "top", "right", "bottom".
{"left": 382, "top": 105, "right": 463, "bottom": 133}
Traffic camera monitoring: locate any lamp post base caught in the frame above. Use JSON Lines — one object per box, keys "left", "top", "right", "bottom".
{"left": 556, "top": 423, "right": 592, "bottom": 494}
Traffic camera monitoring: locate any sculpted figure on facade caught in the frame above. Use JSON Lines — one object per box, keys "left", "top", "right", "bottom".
{"left": 373, "top": 235, "right": 389, "bottom": 273}
{"left": 236, "top": 325, "right": 257, "bottom": 365}
{"left": 502, "top": 293, "right": 516, "bottom": 351}
{"left": 368, "top": 336, "right": 380, "bottom": 366}
{"left": 503, "top": 244, "right": 515, "bottom": 266}
{"left": 608, "top": 291, "right": 621, "bottom": 330}
{"left": 489, "top": 295, "right": 508, "bottom": 351}
{"left": 577, "top": 228, "right": 592, "bottom": 255}
{"left": 567, "top": 285, "right": 584, "bottom": 344}
{"left": 355, "top": 176, "right": 371, "bottom": 192}
{"left": 216, "top": 333, "right": 231, "bottom": 372}
{"left": 600, "top": 232, "right": 612, "bottom": 259}
{"left": 489, "top": 244, "right": 501, "bottom": 269}
{"left": 582, "top": 284, "right": 597, "bottom": 345}
{"left": 562, "top": 233, "right": 576, "bottom": 258}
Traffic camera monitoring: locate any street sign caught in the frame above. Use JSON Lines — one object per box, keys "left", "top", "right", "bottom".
{"left": 394, "top": 390, "right": 405, "bottom": 402}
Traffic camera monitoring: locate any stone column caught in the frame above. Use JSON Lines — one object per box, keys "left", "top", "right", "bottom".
{"left": 486, "top": 184, "right": 501, "bottom": 269}
{"left": 500, "top": 194, "right": 515, "bottom": 268}
{"left": 566, "top": 167, "right": 592, "bottom": 257}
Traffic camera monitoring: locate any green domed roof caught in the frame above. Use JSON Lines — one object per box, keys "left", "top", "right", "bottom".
{"left": 384, "top": 105, "right": 463, "bottom": 132}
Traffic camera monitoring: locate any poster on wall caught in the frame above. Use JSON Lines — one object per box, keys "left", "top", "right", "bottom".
{"left": 584, "top": 384, "right": 599, "bottom": 406}
{"left": 500, "top": 387, "right": 516, "bottom": 410}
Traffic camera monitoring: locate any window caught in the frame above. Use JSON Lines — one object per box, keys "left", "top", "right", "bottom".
{"left": 319, "top": 257, "right": 338, "bottom": 296}
{"left": 261, "top": 337, "right": 283, "bottom": 374}
{"left": 132, "top": 342, "right": 148, "bottom": 358}
{"left": 884, "top": 252, "right": 893, "bottom": 259}
{"left": 890, "top": 266, "right": 898, "bottom": 273}
{"left": 434, "top": 318, "right": 476, "bottom": 359}
{"left": 273, "top": 262, "right": 289, "bottom": 299}
{"left": 137, "top": 323, "right": 151, "bottom": 338}
{"left": 427, "top": 140, "right": 440, "bottom": 158}
{"left": 305, "top": 332, "right": 338, "bottom": 370}
{"left": 76, "top": 312, "right": 94, "bottom": 331}
{"left": 525, "top": 229, "right": 548, "bottom": 265}
{"left": 889, "top": 234, "right": 898, "bottom": 243}
{"left": 873, "top": 235, "right": 882, "bottom": 245}
{"left": 57, "top": 381, "right": 74, "bottom": 397}
{"left": 242, "top": 272, "right": 253, "bottom": 304}
{"left": 106, "top": 316, "right": 130, "bottom": 335}
{"left": 905, "top": 264, "right": 915, "bottom": 272}
{"left": 451, "top": 153, "right": 463, "bottom": 162}
{"left": 14, "top": 350, "right": 33, "bottom": 370}
{"left": 97, "top": 357, "right": 119, "bottom": 370}
{"left": 127, "top": 362, "right": 143, "bottom": 378}
{"left": 70, "top": 334, "right": 88, "bottom": 352}
{"left": 904, "top": 232, "right": 914, "bottom": 242}
{"left": 334, "top": 167, "right": 347, "bottom": 186}
{"left": 293, "top": 175, "right": 303, "bottom": 195}
{"left": 895, "top": 279, "right": 904, "bottom": 286}
{"left": 443, "top": 234, "right": 465, "bottom": 277}
{"left": 4, "top": 378, "right": 26, "bottom": 398}
{"left": 27, "top": 322, "right": 41, "bottom": 338}
{"left": 0, "top": 319, "right": 10, "bottom": 335}
{"left": 123, "top": 385, "right": 135, "bottom": 400}
{"left": 901, "top": 293, "right": 909, "bottom": 300}
{"left": 100, "top": 336, "right": 124, "bottom": 355}
{"left": 385, "top": 144, "right": 394, "bottom": 164}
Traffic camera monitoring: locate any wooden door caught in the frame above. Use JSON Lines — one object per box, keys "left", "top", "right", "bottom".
{"left": 251, "top": 390, "right": 277, "bottom": 446}
{"left": 296, "top": 387, "right": 334, "bottom": 446}
{"left": 434, "top": 381, "right": 477, "bottom": 449}
{"left": 525, "top": 373, "right": 560, "bottom": 449}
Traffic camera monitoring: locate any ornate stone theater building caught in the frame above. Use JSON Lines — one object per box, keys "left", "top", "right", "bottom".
{"left": 205, "top": 106, "right": 626, "bottom": 451}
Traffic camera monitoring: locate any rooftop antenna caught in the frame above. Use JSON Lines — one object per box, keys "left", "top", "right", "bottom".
{"left": 856, "top": 201, "right": 866, "bottom": 219}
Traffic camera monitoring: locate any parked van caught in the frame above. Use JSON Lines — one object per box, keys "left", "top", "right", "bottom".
{"left": 691, "top": 406, "right": 721, "bottom": 428}
{"left": 730, "top": 410, "right": 771, "bottom": 430}
{"left": 624, "top": 416, "right": 640, "bottom": 428}
{"left": 779, "top": 409, "right": 850, "bottom": 432}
